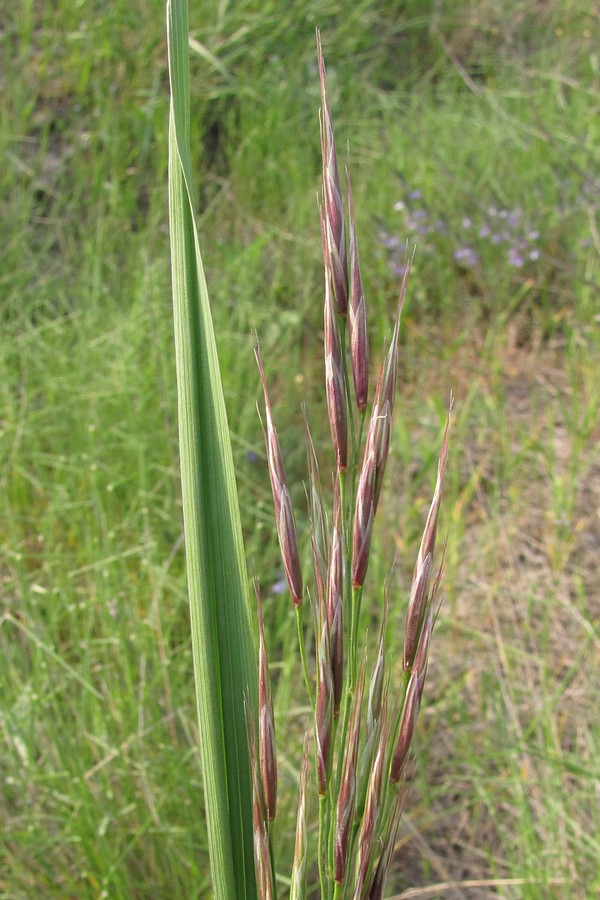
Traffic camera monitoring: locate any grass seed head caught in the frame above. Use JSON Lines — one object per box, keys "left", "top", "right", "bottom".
{"left": 327, "top": 480, "right": 344, "bottom": 714}
{"left": 322, "top": 207, "right": 348, "bottom": 472}
{"left": 317, "top": 29, "right": 348, "bottom": 315}
{"left": 255, "top": 342, "right": 304, "bottom": 606}
{"left": 255, "top": 579, "right": 277, "bottom": 821}
{"left": 367, "top": 593, "right": 388, "bottom": 738}
{"left": 346, "top": 156, "right": 369, "bottom": 411}
{"left": 246, "top": 700, "right": 274, "bottom": 900}
{"left": 304, "top": 411, "right": 329, "bottom": 607}
{"left": 353, "top": 708, "right": 388, "bottom": 897}
{"left": 316, "top": 615, "right": 334, "bottom": 795}
{"left": 390, "top": 668, "right": 420, "bottom": 784}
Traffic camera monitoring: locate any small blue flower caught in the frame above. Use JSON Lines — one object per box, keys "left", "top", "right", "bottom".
{"left": 271, "top": 576, "right": 287, "bottom": 595}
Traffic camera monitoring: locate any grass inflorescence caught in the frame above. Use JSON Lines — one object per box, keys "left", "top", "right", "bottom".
{"left": 249, "top": 34, "right": 452, "bottom": 899}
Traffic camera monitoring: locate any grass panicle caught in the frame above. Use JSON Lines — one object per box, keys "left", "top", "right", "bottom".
{"left": 250, "top": 31, "right": 451, "bottom": 899}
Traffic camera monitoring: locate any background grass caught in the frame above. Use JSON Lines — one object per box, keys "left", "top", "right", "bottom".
{"left": 1, "top": 0, "right": 599, "bottom": 897}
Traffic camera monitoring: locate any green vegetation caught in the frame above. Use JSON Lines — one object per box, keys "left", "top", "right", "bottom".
{"left": 1, "top": 1, "right": 598, "bottom": 898}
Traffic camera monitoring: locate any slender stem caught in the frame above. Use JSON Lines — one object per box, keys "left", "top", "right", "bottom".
{"left": 267, "top": 826, "right": 277, "bottom": 898}
{"left": 296, "top": 605, "right": 314, "bottom": 712}
{"left": 318, "top": 794, "right": 328, "bottom": 899}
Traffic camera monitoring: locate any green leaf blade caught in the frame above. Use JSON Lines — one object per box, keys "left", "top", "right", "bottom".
{"left": 167, "top": 1, "right": 258, "bottom": 897}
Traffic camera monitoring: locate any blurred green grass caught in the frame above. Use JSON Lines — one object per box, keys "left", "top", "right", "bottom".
{"left": 1, "top": 1, "right": 599, "bottom": 897}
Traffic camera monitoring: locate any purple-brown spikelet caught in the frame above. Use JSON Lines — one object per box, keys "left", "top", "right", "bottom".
{"left": 371, "top": 261, "right": 411, "bottom": 513}
{"left": 335, "top": 667, "right": 364, "bottom": 884}
{"left": 316, "top": 615, "right": 333, "bottom": 796}
{"left": 317, "top": 30, "right": 347, "bottom": 316}
{"left": 304, "top": 411, "right": 329, "bottom": 608}
{"left": 254, "top": 579, "right": 277, "bottom": 821}
{"left": 389, "top": 668, "right": 420, "bottom": 784}
{"left": 346, "top": 157, "right": 369, "bottom": 412}
{"left": 412, "top": 547, "right": 445, "bottom": 701}
{"left": 255, "top": 342, "right": 304, "bottom": 606}
{"left": 366, "top": 594, "right": 388, "bottom": 739}
{"left": 418, "top": 404, "right": 451, "bottom": 564}
{"left": 403, "top": 551, "right": 433, "bottom": 672}
{"left": 246, "top": 701, "right": 274, "bottom": 900}
{"left": 351, "top": 446, "right": 376, "bottom": 588}
{"left": 322, "top": 207, "right": 348, "bottom": 473}
{"left": 354, "top": 710, "right": 388, "bottom": 897}
{"left": 327, "top": 480, "right": 344, "bottom": 715}
{"left": 403, "top": 404, "right": 452, "bottom": 669}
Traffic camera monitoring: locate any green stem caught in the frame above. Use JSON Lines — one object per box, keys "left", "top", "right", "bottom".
{"left": 267, "top": 825, "right": 277, "bottom": 898}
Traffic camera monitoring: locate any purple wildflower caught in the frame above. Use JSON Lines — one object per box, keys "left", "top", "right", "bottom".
{"left": 508, "top": 246, "right": 524, "bottom": 267}
{"left": 453, "top": 246, "right": 478, "bottom": 267}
